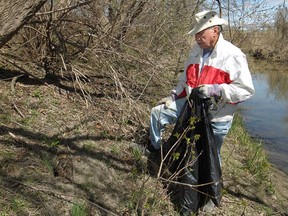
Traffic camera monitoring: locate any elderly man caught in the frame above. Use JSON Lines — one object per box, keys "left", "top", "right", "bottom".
{"left": 149, "top": 9, "right": 255, "bottom": 213}
{"left": 150, "top": 10, "right": 254, "bottom": 155}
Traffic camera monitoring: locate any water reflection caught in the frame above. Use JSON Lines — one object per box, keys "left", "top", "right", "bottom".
{"left": 239, "top": 72, "right": 288, "bottom": 174}
{"left": 266, "top": 69, "right": 288, "bottom": 100}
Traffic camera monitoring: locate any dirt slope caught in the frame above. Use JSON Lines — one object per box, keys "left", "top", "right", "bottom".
{"left": 0, "top": 68, "right": 287, "bottom": 215}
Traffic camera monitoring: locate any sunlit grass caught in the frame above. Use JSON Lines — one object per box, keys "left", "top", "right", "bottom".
{"left": 228, "top": 114, "right": 274, "bottom": 194}
{"left": 71, "top": 202, "right": 88, "bottom": 216}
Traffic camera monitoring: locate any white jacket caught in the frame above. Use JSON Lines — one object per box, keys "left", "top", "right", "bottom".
{"left": 173, "top": 34, "right": 255, "bottom": 122}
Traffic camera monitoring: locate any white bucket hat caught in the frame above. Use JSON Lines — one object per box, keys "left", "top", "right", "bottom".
{"left": 188, "top": 10, "right": 228, "bottom": 35}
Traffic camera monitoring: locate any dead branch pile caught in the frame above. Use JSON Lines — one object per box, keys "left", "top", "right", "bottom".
{"left": 1, "top": 1, "right": 200, "bottom": 103}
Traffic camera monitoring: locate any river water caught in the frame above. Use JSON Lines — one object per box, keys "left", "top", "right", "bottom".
{"left": 239, "top": 72, "right": 288, "bottom": 174}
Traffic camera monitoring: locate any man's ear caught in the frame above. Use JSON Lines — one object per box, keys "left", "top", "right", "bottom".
{"left": 213, "top": 26, "right": 219, "bottom": 34}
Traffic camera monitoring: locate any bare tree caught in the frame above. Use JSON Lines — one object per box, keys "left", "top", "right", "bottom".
{"left": 275, "top": 6, "right": 288, "bottom": 39}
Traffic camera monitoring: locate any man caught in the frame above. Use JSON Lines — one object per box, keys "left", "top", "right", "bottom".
{"left": 149, "top": 10, "right": 254, "bottom": 213}
{"left": 149, "top": 10, "right": 254, "bottom": 164}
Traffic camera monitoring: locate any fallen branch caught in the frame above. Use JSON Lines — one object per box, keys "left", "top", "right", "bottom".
{"left": 12, "top": 101, "right": 25, "bottom": 118}
{"left": 10, "top": 74, "right": 23, "bottom": 94}
{"left": 10, "top": 74, "right": 25, "bottom": 118}
{"left": 35, "top": 0, "right": 93, "bottom": 16}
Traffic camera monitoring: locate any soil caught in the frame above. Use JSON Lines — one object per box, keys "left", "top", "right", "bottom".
{"left": 0, "top": 70, "right": 287, "bottom": 215}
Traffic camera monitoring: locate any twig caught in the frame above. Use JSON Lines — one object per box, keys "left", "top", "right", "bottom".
{"left": 72, "top": 66, "right": 92, "bottom": 107}
{"left": 158, "top": 176, "right": 221, "bottom": 199}
{"left": 174, "top": 48, "right": 184, "bottom": 77}
{"left": 10, "top": 74, "right": 25, "bottom": 118}
{"left": 10, "top": 74, "right": 23, "bottom": 94}
{"left": 136, "top": 68, "right": 156, "bottom": 101}
{"left": 157, "top": 122, "right": 191, "bottom": 178}
{"left": 60, "top": 54, "right": 67, "bottom": 70}
{"left": 12, "top": 101, "right": 25, "bottom": 118}
{"left": 109, "top": 63, "right": 129, "bottom": 99}
{"left": 35, "top": 0, "right": 93, "bottom": 16}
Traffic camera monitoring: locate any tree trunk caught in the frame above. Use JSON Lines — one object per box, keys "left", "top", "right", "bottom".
{"left": 0, "top": 0, "right": 47, "bottom": 49}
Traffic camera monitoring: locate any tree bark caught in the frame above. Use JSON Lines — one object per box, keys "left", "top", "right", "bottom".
{"left": 0, "top": 0, "right": 47, "bottom": 49}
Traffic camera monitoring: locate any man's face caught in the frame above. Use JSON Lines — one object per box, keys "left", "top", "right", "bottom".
{"left": 195, "top": 26, "right": 218, "bottom": 49}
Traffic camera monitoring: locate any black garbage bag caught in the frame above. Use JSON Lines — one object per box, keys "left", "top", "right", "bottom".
{"left": 163, "top": 88, "right": 223, "bottom": 214}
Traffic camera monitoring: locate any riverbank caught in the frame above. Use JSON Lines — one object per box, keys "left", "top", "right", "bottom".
{"left": 217, "top": 114, "right": 288, "bottom": 215}
{"left": 248, "top": 58, "right": 288, "bottom": 174}
{"left": 0, "top": 69, "right": 287, "bottom": 215}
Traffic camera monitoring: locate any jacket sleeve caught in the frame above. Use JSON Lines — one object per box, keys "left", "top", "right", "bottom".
{"left": 172, "top": 71, "right": 187, "bottom": 98}
{"left": 220, "top": 54, "right": 255, "bottom": 103}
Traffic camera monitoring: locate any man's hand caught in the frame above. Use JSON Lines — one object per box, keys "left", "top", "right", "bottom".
{"left": 156, "top": 94, "right": 176, "bottom": 109}
{"left": 198, "top": 84, "right": 222, "bottom": 98}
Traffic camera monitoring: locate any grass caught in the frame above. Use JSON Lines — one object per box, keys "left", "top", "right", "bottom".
{"left": 71, "top": 202, "right": 88, "bottom": 216}
{"left": 0, "top": 113, "right": 12, "bottom": 124}
{"left": 231, "top": 115, "right": 271, "bottom": 183}
{"left": 12, "top": 198, "right": 29, "bottom": 214}
{"left": 225, "top": 113, "right": 275, "bottom": 194}
{"left": 40, "top": 153, "right": 54, "bottom": 174}
{"left": 0, "top": 73, "right": 285, "bottom": 215}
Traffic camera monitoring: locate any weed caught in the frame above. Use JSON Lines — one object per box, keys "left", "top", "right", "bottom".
{"left": 31, "top": 89, "right": 43, "bottom": 99}
{"left": 0, "top": 113, "right": 12, "bottom": 124}
{"left": 40, "top": 153, "right": 54, "bottom": 174}
{"left": 131, "top": 146, "right": 142, "bottom": 162}
{"left": 44, "top": 137, "right": 61, "bottom": 150}
{"left": 110, "top": 145, "right": 120, "bottom": 156}
{"left": 71, "top": 202, "right": 88, "bottom": 216}
{"left": 51, "top": 99, "right": 60, "bottom": 105}
{"left": 12, "top": 198, "right": 28, "bottom": 213}
{"left": 20, "top": 116, "right": 33, "bottom": 126}
{"left": 19, "top": 109, "right": 38, "bottom": 126}
{"left": 0, "top": 150, "right": 15, "bottom": 161}
{"left": 0, "top": 207, "right": 10, "bottom": 216}
{"left": 82, "top": 141, "right": 95, "bottom": 151}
